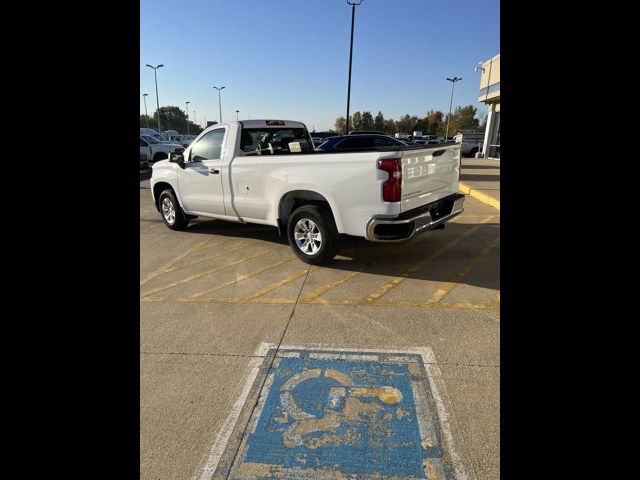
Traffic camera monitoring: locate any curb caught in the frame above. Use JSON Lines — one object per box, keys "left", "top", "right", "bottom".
{"left": 459, "top": 182, "right": 500, "bottom": 211}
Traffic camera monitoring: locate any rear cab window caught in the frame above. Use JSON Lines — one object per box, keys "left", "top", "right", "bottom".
{"left": 239, "top": 127, "right": 313, "bottom": 155}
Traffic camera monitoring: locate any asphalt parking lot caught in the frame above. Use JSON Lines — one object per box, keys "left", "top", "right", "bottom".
{"left": 140, "top": 160, "right": 500, "bottom": 479}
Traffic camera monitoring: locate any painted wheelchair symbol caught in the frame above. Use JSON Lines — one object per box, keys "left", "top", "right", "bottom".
{"left": 275, "top": 368, "right": 403, "bottom": 448}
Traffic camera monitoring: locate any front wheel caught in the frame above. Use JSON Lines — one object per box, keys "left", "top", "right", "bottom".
{"left": 287, "top": 205, "right": 339, "bottom": 265}
{"left": 159, "top": 189, "right": 189, "bottom": 230}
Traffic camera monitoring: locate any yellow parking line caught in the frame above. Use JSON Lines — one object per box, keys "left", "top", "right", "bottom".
{"left": 361, "top": 215, "right": 496, "bottom": 303}
{"left": 140, "top": 296, "right": 498, "bottom": 309}
{"left": 429, "top": 234, "right": 500, "bottom": 303}
{"left": 191, "top": 256, "right": 297, "bottom": 297}
{"left": 247, "top": 268, "right": 310, "bottom": 300}
{"left": 140, "top": 239, "right": 211, "bottom": 286}
{"left": 165, "top": 241, "right": 248, "bottom": 271}
{"left": 139, "top": 245, "right": 282, "bottom": 298}
{"left": 301, "top": 269, "right": 366, "bottom": 302}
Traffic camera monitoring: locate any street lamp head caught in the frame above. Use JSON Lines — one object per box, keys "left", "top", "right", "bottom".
{"left": 157, "top": 64, "right": 164, "bottom": 68}
{"left": 346, "top": 0, "right": 363, "bottom": 5}
{"left": 186, "top": 101, "right": 190, "bottom": 104}
{"left": 142, "top": 93, "right": 148, "bottom": 97}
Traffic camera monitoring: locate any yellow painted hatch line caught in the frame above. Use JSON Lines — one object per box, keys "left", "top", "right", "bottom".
{"left": 140, "top": 295, "right": 499, "bottom": 309}
{"left": 361, "top": 215, "right": 496, "bottom": 303}
{"left": 140, "top": 238, "right": 212, "bottom": 286}
{"left": 246, "top": 268, "right": 311, "bottom": 300}
{"left": 301, "top": 269, "right": 367, "bottom": 302}
{"left": 191, "top": 256, "right": 297, "bottom": 297}
{"left": 429, "top": 233, "right": 500, "bottom": 303}
{"left": 139, "top": 245, "right": 284, "bottom": 298}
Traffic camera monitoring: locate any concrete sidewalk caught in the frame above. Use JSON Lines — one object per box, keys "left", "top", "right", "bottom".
{"left": 459, "top": 157, "right": 500, "bottom": 209}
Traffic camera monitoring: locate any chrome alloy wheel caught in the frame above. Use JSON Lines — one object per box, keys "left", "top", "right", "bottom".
{"left": 161, "top": 197, "right": 176, "bottom": 225}
{"left": 294, "top": 218, "right": 322, "bottom": 255}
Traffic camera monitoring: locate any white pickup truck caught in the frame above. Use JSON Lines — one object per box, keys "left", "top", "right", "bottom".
{"left": 150, "top": 120, "right": 464, "bottom": 264}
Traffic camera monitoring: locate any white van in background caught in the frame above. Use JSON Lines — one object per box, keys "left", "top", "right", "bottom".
{"left": 453, "top": 130, "right": 485, "bottom": 157}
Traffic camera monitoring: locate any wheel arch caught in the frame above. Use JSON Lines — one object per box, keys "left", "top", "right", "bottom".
{"left": 276, "top": 189, "right": 343, "bottom": 235}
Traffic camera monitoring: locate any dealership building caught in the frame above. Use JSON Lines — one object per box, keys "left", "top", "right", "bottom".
{"left": 478, "top": 53, "right": 500, "bottom": 159}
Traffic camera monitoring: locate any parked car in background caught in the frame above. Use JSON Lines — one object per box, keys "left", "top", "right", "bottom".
{"left": 317, "top": 134, "right": 408, "bottom": 151}
{"left": 140, "top": 128, "right": 166, "bottom": 143}
{"left": 140, "top": 137, "right": 152, "bottom": 161}
{"left": 140, "top": 154, "right": 150, "bottom": 170}
{"left": 311, "top": 137, "right": 325, "bottom": 148}
{"left": 140, "top": 135, "right": 184, "bottom": 163}
{"left": 181, "top": 135, "right": 197, "bottom": 148}
{"left": 349, "top": 130, "right": 388, "bottom": 136}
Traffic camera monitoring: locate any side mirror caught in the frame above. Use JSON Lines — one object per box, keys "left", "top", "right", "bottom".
{"left": 169, "top": 152, "right": 185, "bottom": 168}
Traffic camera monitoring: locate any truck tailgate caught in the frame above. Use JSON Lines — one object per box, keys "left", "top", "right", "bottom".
{"left": 400, "top": 143, "right": 460, "bottom": 213}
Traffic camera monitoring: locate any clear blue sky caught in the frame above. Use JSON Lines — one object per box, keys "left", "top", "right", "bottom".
{"left": 140, "top": 0, "right": 499, "bottom": 131}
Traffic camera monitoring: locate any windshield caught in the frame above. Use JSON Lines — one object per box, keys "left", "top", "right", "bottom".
{"left": 240, "top": 127, "right": 313, "bottom": 155}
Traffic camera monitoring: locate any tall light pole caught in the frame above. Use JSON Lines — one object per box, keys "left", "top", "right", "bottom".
{"left": 213, "top": 86, "right": 226, "bottom": 123}
{"left": 146, "top": 64, "right": 164, "bottom": 133}
{"left": 142, "top": 93, "right": 150, "bottom": 128}
{"left": 185, "top": 101, "right": 191, "bottom": 135}
{"left": 345, "top": 0, "right": 363, "bottom": 135}
{"left": 445, "top": 76, "right": 462, "bottom": 139}
{"left": 235, "top": 110, "right": 239, "bottom": 121}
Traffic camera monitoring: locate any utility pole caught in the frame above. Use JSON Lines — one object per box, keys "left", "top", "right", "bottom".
{"left": 213, "top": 86, "right": 226, "bottom": 123}
{"left": 146, "top": 64, "right": 164, "bottom": 133}
{"left": 445, "top": 77, "right": 462, "bottom": 139}
{"left": 345, "top": 0, "right": 363, "bottom": 135}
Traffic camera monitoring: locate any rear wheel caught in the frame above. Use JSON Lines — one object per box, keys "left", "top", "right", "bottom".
{"left": 159, "top": 189, "right": 189, "bottom": 230}
{"left": 287, "top": 205, "right": 339, "bottom": 265}
{"left": 469, "top": 147, "right": 479, "bottom": 158}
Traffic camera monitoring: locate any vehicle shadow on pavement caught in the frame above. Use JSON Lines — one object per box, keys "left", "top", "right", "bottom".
{"left": 185, "top": 219, "right": 500, "bottom": 291}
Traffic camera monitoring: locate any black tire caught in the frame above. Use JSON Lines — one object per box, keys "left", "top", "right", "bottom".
{"left": 158, "top": 189, "right": 189, "bottom": 230}
{"left": 153, "top": 152, "right": 168, "bottom": 163}
{"left": 287, "top": 205, "right": 339, "bottom": 265}
{"left": 469, "top": 147, "right": 478, "bottom": 158}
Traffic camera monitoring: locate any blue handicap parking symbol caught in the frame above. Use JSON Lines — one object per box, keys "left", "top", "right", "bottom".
{"left": 214, "top": 347, "right": 457, "bottom": 479}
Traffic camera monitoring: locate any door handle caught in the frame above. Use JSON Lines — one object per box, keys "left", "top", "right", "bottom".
{"left": 209, "top": 168, "right": 220, "bottom": 174}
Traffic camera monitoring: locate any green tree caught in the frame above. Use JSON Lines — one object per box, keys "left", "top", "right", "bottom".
{"left": 447, "top": 105, "right": 480, "bottom": 135}
{"left": 334, "top": 116, "right": 347, "bottom": 134}
{"left": 425, "top": 110, "right": 444, "bottom": 135}
{"left": 155, "top": 106, "right": 188, "bottom": 133}
{"left": 383, "top": 119, "right": 396, "bottom": 135}
{"left": 360, "top": 111, "right": 374, "bottom": 130}
{"left": 140, "top": 115, "right": 158, "bottom": 129}
{"left": 350, "top": 112, "right": 363, "bottom": 131}
{"left": 374, "top": 111, "right": 385, "bottom": 131}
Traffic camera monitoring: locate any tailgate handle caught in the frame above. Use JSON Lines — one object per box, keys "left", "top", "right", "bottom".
{"left": 432, "top": 149, "right": 446, "bottom": 157}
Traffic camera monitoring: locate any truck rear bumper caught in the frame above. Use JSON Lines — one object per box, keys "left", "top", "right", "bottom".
{"left": 365, "top": 193, "right": 465, "bottom": 242}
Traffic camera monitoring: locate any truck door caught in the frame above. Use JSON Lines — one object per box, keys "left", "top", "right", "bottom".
{"left": 177, "top": 128, "right": 226, "bottom": 215}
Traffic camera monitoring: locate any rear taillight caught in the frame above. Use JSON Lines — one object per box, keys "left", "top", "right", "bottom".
{"left": 378, "top": 158, "right": 402, "bottom": 202}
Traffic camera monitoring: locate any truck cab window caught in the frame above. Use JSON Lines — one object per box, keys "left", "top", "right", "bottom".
{"left": 240, "top": 128, "right": 313, "bottom": 155}
{"left": 191, "top": 129, "right": 225, "bottom": 161}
